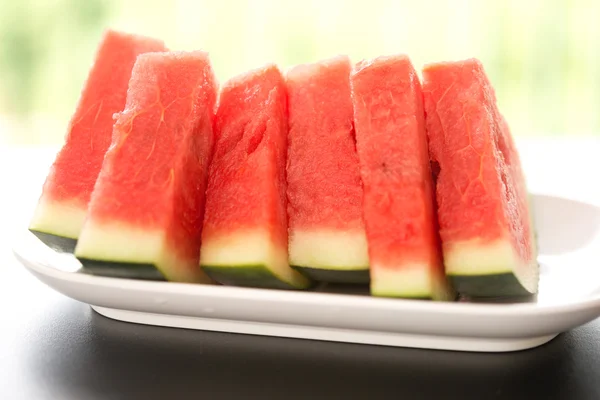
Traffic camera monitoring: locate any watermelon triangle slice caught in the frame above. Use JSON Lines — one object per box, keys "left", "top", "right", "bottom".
{"left": 422, "top": 58, "right": 539, "bottom": 297}
{"left": 29, "top": 30, "right": 166, "bottom": 252}
{"left": 74, "top": 50, "right": 218, "bottom": 283}
{"left": 350, "top": 55, "right": 455, "bottom": 300}
{"left": 285, "top": 55, "right": 370, "bottom": 284}
{"left": 199, "top": 64, "right": 312, "bottom": 290}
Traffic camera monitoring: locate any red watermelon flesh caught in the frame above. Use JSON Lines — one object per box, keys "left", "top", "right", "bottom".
{"left": 285, "top": 55, "right": 369, "bottom": 282}
{"left": 74, "top": 51, "right": 218, "bottom": 283}
{"left": 29, "top": 30, "right": 166, "bottom": 247}
{"left": 422, "top": 58, "right": 538, "bottom": 297}
{"left": 350, "top": 55, "right": 454, "bottom": 300}
{"left": 199, "top": 64, "right": 311, "bottom": 289}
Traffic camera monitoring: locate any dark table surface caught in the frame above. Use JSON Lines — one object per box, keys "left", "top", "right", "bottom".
{"left": 2, "top": 143, "right": 600, "bottom": 400}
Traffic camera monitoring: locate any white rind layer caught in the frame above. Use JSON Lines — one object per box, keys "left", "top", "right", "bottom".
{"left": 76, "top": 221, "right": 165, "bottom": 264}
{"left": 200, "top": 229, "right": 310, "bottom": 287}
{"left": 29, "top": 196, "right": 88, "bottom": 239}
{"left": 75, "top": 220, "right": 212, "bottom": 283}
{"left": 200, "top": 230, "right": 276, "bottom": 267}
{"left": 444, "top": 238, "right": 538, "bottom": 293}
{"left": 371, "top": 263, "right": 455, "bottom": 301}
{"left": 288, "top": 229, "right": 370, "bottom": 270}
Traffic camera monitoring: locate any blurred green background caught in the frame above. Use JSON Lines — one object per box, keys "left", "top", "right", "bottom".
{"left": 1, "top": 0, "right": 599, "bottom": 146}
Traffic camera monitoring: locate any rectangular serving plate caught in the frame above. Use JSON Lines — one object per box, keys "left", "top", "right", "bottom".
{"left": 12, "top": 193, "right": 600, "bottom": 352}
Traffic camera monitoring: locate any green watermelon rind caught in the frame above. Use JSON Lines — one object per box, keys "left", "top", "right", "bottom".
{"left": 77, "top": 258, "right": 166, "bottom": 280}
{"left": 448, "top": 272, "right": 535, "bottom": 298}
{"left": 202, "top": 264, "right": 314, "bottom": 290}
{"left": 29, "top": 229, "right": 78, "bottom": 253}
{"left": 292, "top": 265, "right": 370, "bottom": 284}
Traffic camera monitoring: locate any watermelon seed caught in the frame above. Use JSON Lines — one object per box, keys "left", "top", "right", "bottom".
{"left": 430, "top": 160, "right": 441, "bottom": 184}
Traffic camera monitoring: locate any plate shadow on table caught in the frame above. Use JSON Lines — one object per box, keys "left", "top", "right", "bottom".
{"left": 19, "top": 300, "right": 600, "bottom": 400}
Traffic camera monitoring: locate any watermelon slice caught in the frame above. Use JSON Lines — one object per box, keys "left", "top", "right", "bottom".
{"left": 286, "top": 55, "right": 370, "bottom": 283}
{"left": 199, "top": 64, "right": 312, "bottom": 290}
{"left": 350, "top": 55, "right": 455, "bottom": 300}
{"left": 73, "top": 50, "right": 218, "bottom": 283}
{"left": 29, "top": 30, "right": 166, "bottom": 252}
{"left": 422, "top": 58, "right": 539, "bottom": 297}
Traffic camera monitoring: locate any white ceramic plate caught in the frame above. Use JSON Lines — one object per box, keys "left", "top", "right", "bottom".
{"left": 12, "top": 193, "right": 600, "bottom": 352}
